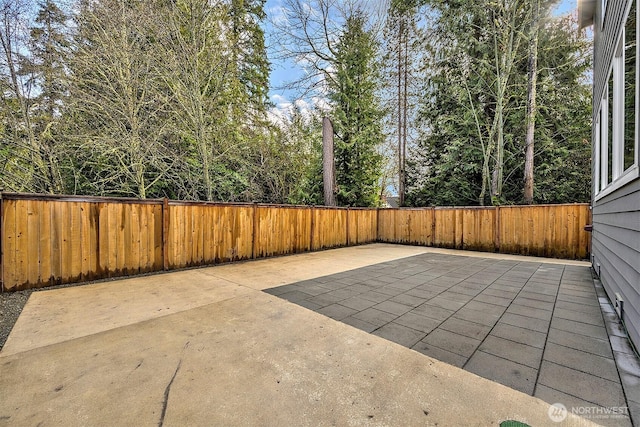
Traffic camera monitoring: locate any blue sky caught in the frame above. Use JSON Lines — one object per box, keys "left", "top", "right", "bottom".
{"left": 264, "top": 0, "right": 578, "bottom": 114}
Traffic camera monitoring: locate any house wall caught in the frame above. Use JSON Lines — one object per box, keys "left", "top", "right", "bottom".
{"left": 592, "top": 181, "right": 640, "bottom": 345}
{"left": 591, "top": 0, "right": 640, "bottom": 347}
{"left": 593, "top": 0, "right": 628, "bottom": 105}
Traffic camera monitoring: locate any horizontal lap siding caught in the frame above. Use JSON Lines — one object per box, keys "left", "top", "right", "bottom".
{"left": 592, "top": 179, "right": 640, "bottom": 347}
{"left": 590, "top": 2, "right": 639, "bottom": 350}
{"left": 593, "top": 0, "right": 629, "bottom": 116}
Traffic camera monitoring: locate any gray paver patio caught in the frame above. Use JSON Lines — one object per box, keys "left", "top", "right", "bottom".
{"left": 265, "top": 251, "right": 640, "bottom": 427}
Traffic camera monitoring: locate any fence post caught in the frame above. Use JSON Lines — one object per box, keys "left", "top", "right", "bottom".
{"left": 346, "top": 207, "right": 350, "bottom": 246}
{"left": 162, "top": 198, "right": 169, "bottom": 271}
{"left": 0, "top": 194, "right": 3, "bottom": 292}
{"left": 495, "top": 206, "right": 501, "bottom": 253}
{"left": 310, "top": 206, "right": 315, "bottom": 251}
{"left": 252, "top": 202, "right": 258, "bottom": 259}
{"left": 431, "top": 207, "right": 436, "bottom": 247}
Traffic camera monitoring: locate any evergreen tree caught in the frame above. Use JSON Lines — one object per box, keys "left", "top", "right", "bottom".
{"left": 26, "top": 0, "right": 69, "bottom": 193}
{"left": 330, "top": 12, "right": 384, "bottom": 207}
{"left": 0, "top": 0, "right": 66, "bottom": 193}
{"left": 28, "top": 0, "right": 68, "bottom": 118}
{"left": 383, "top": 0, "right": 424, "bottom": 206}
{"left": 406, "top": 2, "right": 592, "bottom": 206}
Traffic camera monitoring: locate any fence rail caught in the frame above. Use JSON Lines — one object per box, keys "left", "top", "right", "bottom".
{"left": 0, "top": 193, "right": 591, "bottom": 291}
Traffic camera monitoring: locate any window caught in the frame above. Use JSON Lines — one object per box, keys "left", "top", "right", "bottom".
{"left": 595, "top": 0, "right": 639, "bottom": 200}
{"left": 595, "top": 118, "right": 601, "bottom": 194}
{"left": 625, "top": 0, "right": 637, "bottom": 171}
{"left": 608, "top": 63, "right": 614, "bottom": 184}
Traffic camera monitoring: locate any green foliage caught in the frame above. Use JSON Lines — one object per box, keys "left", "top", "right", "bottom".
{"left": 0, "top": 0, "right": 594, "bottom": 208}
{"left": 330, "top": 12, "right": 385, "bottom": 207}
{"left": 407, "top": 2, "right": 592, "bottom": 206}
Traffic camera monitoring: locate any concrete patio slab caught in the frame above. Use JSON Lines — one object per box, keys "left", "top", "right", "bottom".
{"left": 1, "top": 244, "right": 431, "bottom": 356}
{"left": 0, "top": 244, "right": 632, "bottom": 426}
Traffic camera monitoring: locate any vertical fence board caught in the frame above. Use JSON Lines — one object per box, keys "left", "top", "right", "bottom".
{"left": 171, "top": 204, "right": 181, "bottom": 268}
{"left": 212, "top": 206, "right": 222, "bottom": 263}
{"left": 3, "top": 200, "right": 16, "bottom": 289}
{"left": 61, "top": 202, "right": 74, "bottom": 283}
{"left": 38, "top": 201, "right": 52, "bottom": 285}
{"left": 26, "top": 200, "right": 40, "bottom": 285}
{"left": 79, "top": 202, "right": 91, "bottom": 280}
{"left": 203, "top": 205, "right": 213, "bottom": 264}
{"left": 108, "top": 203, "right": 120, "bottom": 275}
{"left": 239, "top": 206, "right": 253, "bottom": 259}
{"left": 14, "top": 199, "right": 29, "bottom": 287}
{"left": 97, "top": 203, "right": 108, "bottom": 276}
{"left": 462, "top": 208, "right": 496, "bottom": 252}
{"left": 393, "top": 210, "right": 408, "bottom": 243}
{"left": 435, "top": 209, "right": 454, "bottom": 248}
{"left": 139, "top": 204, "right": 150, "bottom": 272}
{"left": 68, "top": 202, "right": 82, "bottom": 281}
{"left": 377, "top": 209, "right": 395, "bottom": 242}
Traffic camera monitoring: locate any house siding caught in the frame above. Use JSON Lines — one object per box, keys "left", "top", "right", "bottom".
{"left": 592, "top": 0, "right": 640, "bottom": 348}
{"left": 593, "top": 0, "right": 629, "bottom": 111}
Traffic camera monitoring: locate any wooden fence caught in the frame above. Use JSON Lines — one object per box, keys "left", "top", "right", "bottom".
{"left": 0, "top": 193, "right": 590, "bottom": 291}
{"left": 378, "top": 205, "right": 591, "bottom": 259}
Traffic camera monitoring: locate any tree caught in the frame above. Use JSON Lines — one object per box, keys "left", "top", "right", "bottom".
{"left": 66, "top": 0, "right": 172, "bottom": 198}
{"left": 383, "top": 0, "right": 423, "bottom": 206}
{"left": 271, "top": 0, "right": 385, "bottom": 206}
{"left": 523, "top": 0, "right": 541, "bottom": 204}
{"left": 0, "top": 0, "right": 64, "bottom": 193}
{"left": 407, "top": 3, "right": 592, "bottom": 206}
{"left": 278, "top": 105, "right": 324, "bottom": 205}
{"left": 330, "top": 12, "right": 384, "bottom": 207}
{"left": 156, "top": 0, "right": 230, "bottom": 201}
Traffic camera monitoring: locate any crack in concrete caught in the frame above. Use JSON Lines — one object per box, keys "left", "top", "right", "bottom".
{"left": 158, "top": 358, "right": 182, "bottom": 427}
{"left": 158, "top": 341, "right": 190, "bottom": 426}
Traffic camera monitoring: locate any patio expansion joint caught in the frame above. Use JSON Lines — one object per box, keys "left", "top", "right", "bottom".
{"left": 461, "top": 263, "right": 541, "bottom": 371}
{"left": 530, "top": 264, "right": 564, "bottom": 397}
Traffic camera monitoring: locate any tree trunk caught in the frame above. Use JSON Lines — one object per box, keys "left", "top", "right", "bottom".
{"left": 397, "top": 17, "right": 405, "bottom": 206}
{"left": 401, "top": 17, "right": 408, "bottom": 207}
{"left": 524, "top": 0, "right": 540, "bottom": 204}
{"left": 322, "top": 116, "right": 336, "bottom": 206}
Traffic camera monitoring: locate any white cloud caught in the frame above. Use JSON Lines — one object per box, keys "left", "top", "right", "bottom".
{"left": 268, "top": 93, "right": 331, "bottom": 126}
{"left": 268, "top": 4, "right": 289, "bottom": 26}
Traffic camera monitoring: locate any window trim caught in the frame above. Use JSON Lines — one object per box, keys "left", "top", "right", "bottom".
{"left": 594, "top": 117, "right": 601, "bottom": 194}
{"left": 594, "top": 0, "right": 640, "bottom": 201}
